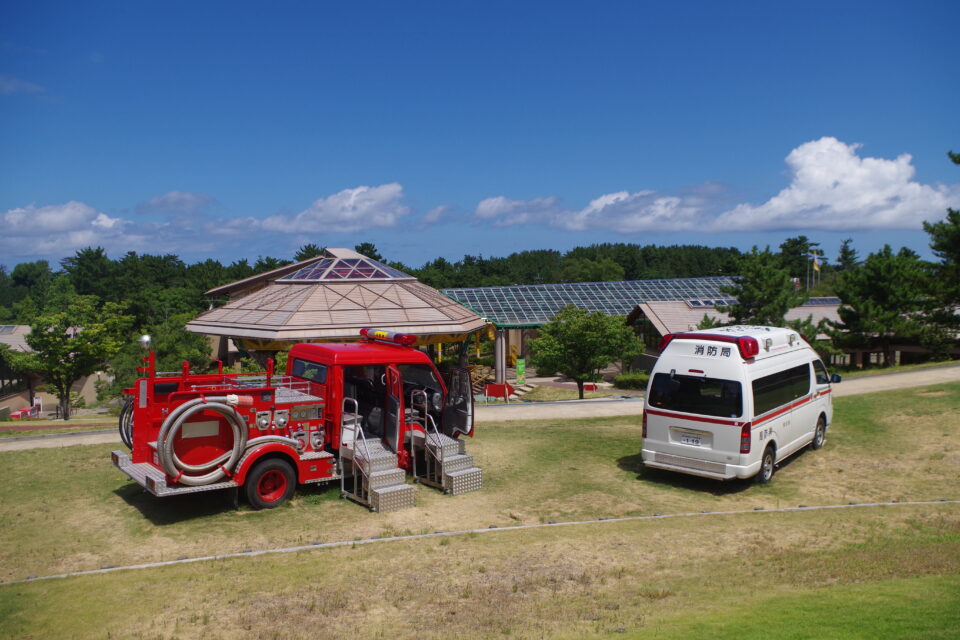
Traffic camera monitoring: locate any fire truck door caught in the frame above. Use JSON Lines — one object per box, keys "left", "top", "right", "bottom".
{"left": 384, "top": 365, "right": 402, "bottom": 452}
{"left": 442, "top": 367, "right": 474, "bottom": 437}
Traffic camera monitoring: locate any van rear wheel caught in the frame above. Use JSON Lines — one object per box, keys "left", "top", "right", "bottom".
{"left": 810, "top": 416, "right": 826, "bottom": 450}
{"left": 756, "top": 446, "right": 775, "bottom": 484}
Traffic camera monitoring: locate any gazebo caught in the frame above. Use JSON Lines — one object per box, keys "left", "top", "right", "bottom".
{"left": 186, "top": 248, "right": 487, "bottom": 358}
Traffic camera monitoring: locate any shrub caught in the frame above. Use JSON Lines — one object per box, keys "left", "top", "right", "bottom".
{"left": 613, "top": 372, "right": 649, "bottom": 390}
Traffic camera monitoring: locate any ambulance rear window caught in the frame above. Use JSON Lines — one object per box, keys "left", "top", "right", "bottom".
{"left": 649, "top": 373, "right": 743, "bottom": 418}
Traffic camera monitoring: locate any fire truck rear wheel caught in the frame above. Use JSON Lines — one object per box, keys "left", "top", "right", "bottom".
{"left": 245, "top": 458, "right": 296, "bottom": 509}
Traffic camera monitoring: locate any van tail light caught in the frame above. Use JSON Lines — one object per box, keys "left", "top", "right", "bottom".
{"left": 642, "top": 411, "right": 648, "bottom": 438}
{"left": 739, "top": 422, "right": 752, "bottom": 453}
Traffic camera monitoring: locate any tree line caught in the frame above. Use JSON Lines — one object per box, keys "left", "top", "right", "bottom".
{"left": 1, "top": 149, "right": 957, "bottom": 416}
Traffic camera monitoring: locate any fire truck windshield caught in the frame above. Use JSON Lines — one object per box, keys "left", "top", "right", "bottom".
{"left": 291, "top": 358, "right": 328, "bottom": 383}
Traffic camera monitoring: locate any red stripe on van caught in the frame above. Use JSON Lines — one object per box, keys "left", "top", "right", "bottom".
{"left": 643, "top": 407, "right": 745, "bottom": 427}
{"left": 753, "top": 394, "right": 812, "bottom": 427}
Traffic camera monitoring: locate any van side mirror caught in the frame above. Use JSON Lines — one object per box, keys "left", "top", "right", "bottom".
{"left": 831, "top": 373, "right": 842, "bottom": 384}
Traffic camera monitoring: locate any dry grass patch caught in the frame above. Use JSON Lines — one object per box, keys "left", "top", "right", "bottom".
{"left": 2, "top": 505, "right": 958, "bottom": 639}
{"left": 0, "top": 384, "right": 958, "bottom": 584}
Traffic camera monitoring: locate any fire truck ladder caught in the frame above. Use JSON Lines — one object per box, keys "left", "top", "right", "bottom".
{"left": 409, "top": 391, "right": 483, "bottom": 495}
{"left": 339, "top": 398, "right": 414, "bottom": 512}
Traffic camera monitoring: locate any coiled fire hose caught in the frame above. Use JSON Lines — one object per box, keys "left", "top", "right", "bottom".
{"left": 156, "top": 395, "right": 298, "bottom": 486}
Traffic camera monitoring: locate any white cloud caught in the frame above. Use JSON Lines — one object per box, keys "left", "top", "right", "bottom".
{"left": 470, "top": 137, "right": 960, "bottom": 235}
{"left": 137, "top": 190, "right": 215, "bottom": 215}
{"left": 3, "top": 201, "right": 122, "bottom": 233}
{"left": 421, "top": 205, "right": 451, "bottom": 224}
{"left": 0, "top": 201, "right": 144, "bottom": 259}
{"left": 474, "top": 195, "right": 562, "bottom": 226}
{"left": 714, "top": 137, "right": 960, "bottom": 231}
{"left": 261, "top": 183, "right": 410, "bottom": 233}
{"left": 559, "top": 190, "right": 705, "bottom": 232}
{"left": 0, "top": 73, "right": 44, "bottom": 95}
{"left": 472, "top": 190, "right": 708, "bottom": 232}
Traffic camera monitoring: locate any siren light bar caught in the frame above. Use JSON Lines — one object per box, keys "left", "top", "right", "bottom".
{"left": 359, "top": 328, "right": 417, "bottom": 346}
{"left": 658, "top": 332, "right": 760, "bottom": 359}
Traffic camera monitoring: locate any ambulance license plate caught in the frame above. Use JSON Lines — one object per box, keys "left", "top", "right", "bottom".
{"left": 681, "top": 434, "right": 701, "bottom": 446}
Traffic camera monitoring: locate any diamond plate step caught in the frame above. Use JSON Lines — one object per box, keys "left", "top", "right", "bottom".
{"left": 368, "top": 468, "right": 405, "bottom": 490}
{"left": 112, "top": 450, "right": 237, "bottom": 497}
{"left": 425, "top": 432, "right": 461, "bottom": 458}
{"left": 354, "top": 441, "right": 398, "bottom": 473}
{"left": 444, "top": 467, "right": 483, "bottom": 495}
{"left": 370, "top": 483, "right": 415, "bottom": 512}
{"left": 439, "top": 453, "right": 475, "bottom": 474}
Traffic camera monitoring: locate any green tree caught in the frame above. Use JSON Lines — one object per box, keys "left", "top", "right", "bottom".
{"left": 530, "top": 306, "right": 643, "bottom": 399}
{"left": 354, "top": 242, "right": 385, "bottom": 262}
{"left": 2, "top": 286, "right": 132, "bottom": 419}
{"left": 837, "top": 238, "right": 860, "bottom": 271}
{"left": 696, "top": 313, "right": 724, "bottom": 329}
{"left": 294, "top": 244, "right": 325, "bottom": 261}
{"left": 61, "top": 247, "right": 117, "bottom": 301}
{"left": 830, "top": 245, "right": 932, "bottom": 366}
{"left": 560, "top": 257, "right": 625, "bottom": 283}
{"left": 785, "top": 315, "right": 840, "bottom": 363}
{"left": 99, "top": 312, "right": 212, "bottom": 402}
{"left": 921, "top": 151, "right": 960, "bottom": 332}
{"left": 718, "top": 247, "right": 807, "bottom": 326}
{"left": 778, "top": 235, "right": 820, "bottom": 280}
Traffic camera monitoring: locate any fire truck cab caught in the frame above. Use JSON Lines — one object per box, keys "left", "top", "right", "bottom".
{"left": 112, "top": 329, "right": 483, "bottom": 512}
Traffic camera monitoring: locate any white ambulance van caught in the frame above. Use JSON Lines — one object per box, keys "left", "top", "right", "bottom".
{"left": 641, "top": 326, "right": 840, "bottom": 483}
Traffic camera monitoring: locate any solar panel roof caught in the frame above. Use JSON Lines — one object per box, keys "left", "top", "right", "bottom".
{"left": 442, "top": 277, "right": 738, "bottom": 326}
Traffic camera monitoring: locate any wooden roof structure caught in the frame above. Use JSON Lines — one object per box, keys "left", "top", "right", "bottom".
{"left": 186, "top": 248, "right": 486, "bottom": 347}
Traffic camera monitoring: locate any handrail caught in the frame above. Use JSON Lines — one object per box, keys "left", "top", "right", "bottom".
{"left": 423, "top": 412, "right": 446, "bottom": 480}
{"left": 409, "top": 390, "right": 429, "bottom": 481}
{"left": 340, "top": 397, "right": 370, "bottom": 501}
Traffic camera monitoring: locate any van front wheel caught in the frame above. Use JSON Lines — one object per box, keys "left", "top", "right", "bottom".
{"left": 756, "top": 446, "right": 775, "bottom": 484}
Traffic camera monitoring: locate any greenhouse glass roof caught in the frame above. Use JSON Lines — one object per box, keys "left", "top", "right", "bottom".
{"left": 278, "top": 256, "right": 413, "bottom": 282}
{"left": 441, "top": 276, "right": 738, "bottom": 327}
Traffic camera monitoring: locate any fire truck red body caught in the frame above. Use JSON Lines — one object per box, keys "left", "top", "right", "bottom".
{"left": 112, "top": 330, "right": 482, "bottom": 512}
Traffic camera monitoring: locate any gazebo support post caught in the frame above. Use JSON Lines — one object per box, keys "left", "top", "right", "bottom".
{"left": 495, "top": 328, "right": 506, "bottom": 384}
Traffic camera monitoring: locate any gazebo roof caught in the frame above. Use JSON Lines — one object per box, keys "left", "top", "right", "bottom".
{"left": 186, "top": 248, "right": 486, "bottom": 343}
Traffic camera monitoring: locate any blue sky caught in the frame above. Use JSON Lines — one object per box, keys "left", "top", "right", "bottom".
{"left": 2, "top": 1, "right": 958, "bottom": 270}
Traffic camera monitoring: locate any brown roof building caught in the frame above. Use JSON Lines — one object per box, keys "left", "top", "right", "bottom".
{"left": 186, "top": 248, "right": 487, "bottom": 351}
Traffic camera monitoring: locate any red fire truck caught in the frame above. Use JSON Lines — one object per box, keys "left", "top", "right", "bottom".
{"left": 112, "top": 329, "right": 482, "bottom": 512}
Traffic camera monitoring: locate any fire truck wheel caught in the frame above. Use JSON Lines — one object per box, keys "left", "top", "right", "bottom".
{"left": 245, "top": 458, "right": 296, "bottom": 509}
{"left": 756, "top": 445, "right": 776, "bottom": 484}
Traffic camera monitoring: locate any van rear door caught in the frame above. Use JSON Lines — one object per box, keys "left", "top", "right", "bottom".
{"left": 646, "top": 371, "right": 745, "bottom": 465}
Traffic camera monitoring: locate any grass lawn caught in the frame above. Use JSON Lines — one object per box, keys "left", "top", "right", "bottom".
{"left": 520, "top": 385, "right": 616, "bottom": 402}
{"left": 0, "top": 414, "right": 115, "bottom": 438}
{"left": 0, "top": 382, "right": 958, "bottom": 638}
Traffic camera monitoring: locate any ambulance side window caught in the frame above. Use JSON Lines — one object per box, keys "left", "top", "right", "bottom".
{"left": 813, "top": 360, "right": 830, "bottom": 385}
{"left": 752, "top": 364, "right": 811, "bottom": 416}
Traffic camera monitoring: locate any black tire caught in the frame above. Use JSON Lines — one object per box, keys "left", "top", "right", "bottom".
{"left": 245, "top": 458, "right": 296, "bottom": 509}
{"left": 118, "top": 397, "right": 134, "bottom": 450}
{"left": 755, "top": 445, "right": 776, "bottom": 484}
{"left": 810, "top": 416, "right": 826, "bottom": 450}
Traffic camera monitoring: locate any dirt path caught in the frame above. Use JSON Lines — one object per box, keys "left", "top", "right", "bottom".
{"left": 3, "top": 365, "right": 958, "bottom": 452}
